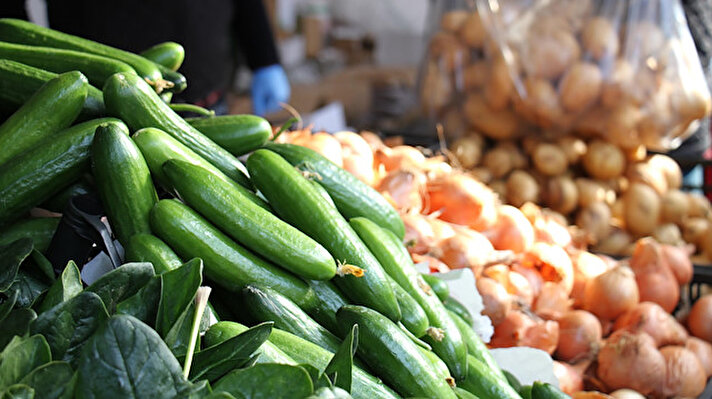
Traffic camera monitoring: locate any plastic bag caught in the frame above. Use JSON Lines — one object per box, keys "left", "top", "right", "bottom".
{"left": 418, "top": 0, "right": 712, "bottom": 151}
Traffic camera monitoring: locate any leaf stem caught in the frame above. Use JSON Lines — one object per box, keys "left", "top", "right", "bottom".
{"left": 183, "top": 286, "right": 211, "bottom": 379}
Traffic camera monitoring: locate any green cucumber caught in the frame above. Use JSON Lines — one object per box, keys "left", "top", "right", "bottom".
{"left": 458, "top": 355, "right": 522, "bottom": 399}
{"left": 455, "top": 387, "right": 481, "bottom": 399}
{"left": 140, "top": 42, "right": 185, "bottom": 71}
{"left": 124, "top": 234, "right": 182, "bottom": 274}
{"left": 263, "top": 142, "right": 405, "bottom": 239}
{"left": 0, "top": 217, "right": 59, "bottom": 253}
{"left": 163, "top": 159, "right": 335, "bottom": 280}
{"left": 306, "top": 280, "right": 349, "bottom": 335}
{"left": 39, "top": 177, "right": 93, "bottom": 213}
{"left": 155, "top": 63, "right": 187, "bottom": 93}
{"left": 531, "top": 382, "right": 569, "bottom": 399}
{"left": 0, "top": 18, "right": 162, "bottom": 85}
{"left": 348, "top": 216, "right": 468, "bottom": 380}
{"left": 0, "top": 70, "right": 88, "bottom": 165}
{"left": 0, "top": 118, "right": 127, "bottom": 226}
{"left": 131, "top": 127, "right": 268, "bottom": 211}
{"left": 388, "top": 274, "right": 429, "bottom": 338}
{"left": 336, "top": 305, "right": 457, "bottom": 399}
{"left": 247, "top": 149, "right": 401, "bottom": 322}
{"left": 268, "top": 328, "right": 401, "bottom": 399}
{"left": 448, "top": 309, "right": 506, "bottom": 383}
{"left": 520, "top": 385, "right": 533, "bottom": 399}
{"left": 0, "top": 40, "right": 135, "bottom": 87}
{"left": 421, "top": 273, "right": 449, "bottom": 303}
{"left": 103, "top": 72, "right": 250, "bottom": 188}
{"left": 503, "top": 370, "right": 523, "bottom": 392}
{"left": 445, "top": 296, "right": 474, "bottom": 326}
{"left": 241, "top": 285, "right": 341, "bottom": 353}
{"left": 170, "top": 103, "right": 213, "bottom": 116}
{"left": 149, "top": 199, "right": 316, "bottom": 310}
{"left": 417, "top": 346, "right": 452, "bottom": 382}
{"left": 91, "top": 122, "right": 157, "bottom": 245}
{"left": 186, "top": 115, "right": 271, "bottom": 156}
{"left": 0, "top": 59, "right": 104, "bottom": 119}
{"left": 204, "top": 321, "right": 296, "bottom": 365}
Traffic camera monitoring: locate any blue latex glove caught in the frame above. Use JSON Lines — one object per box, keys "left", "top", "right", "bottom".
{"left": 251, "top": 64, "right": 290, "bottom": 116}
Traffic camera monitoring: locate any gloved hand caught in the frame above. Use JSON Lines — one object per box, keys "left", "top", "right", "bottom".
{"left": 251, "top": 64, "right": 290, "bottom": 116}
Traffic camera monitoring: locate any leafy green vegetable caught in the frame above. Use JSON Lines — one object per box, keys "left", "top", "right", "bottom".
{"left": 0, "top": 239, "right": 33, "bottom": 293}
{"left": 85, "top": 263, "right": 155, "bottom": 313}
{"left": 9, "top": 271, "right": 48, "bottom": 309}
{"left": 324, "top": 324, "right": 358, "bottom": 392}
{"left": 305, "top": 386, "right": 353, "bottom": 398}
{"left": 0, "top": 292, "right": 19, "bottom": 323}
{"left": 213, "top": 364, "right": 313, "bottom": 399}
{"left": 0, "top": 309, "right": 37, "bottom": 350}
{"left": 0, "top": 335, "right": 51, "bottom": 391}
{"left": 187, "top": 322, "right": 272, "bottom": 383}
{"left": 19, "top": 361, "right": 75, "bottom": 399}
{"left": 299, "top": 364, "right": 331, "bottom": 391}
{"left": 30, "top": 292, "right": 109, "bottom": 366}
{"left": 115, "top": 277, "right": 161, "bottom": 325}
{"left": 76, "top": 315, "right": 190, "bottom": 399}
{"left": 36, "top": 262, "right": 82, "bottom": 314}
{"left": 157, "top": 259, "right": 202, "bottom": 336}
{"left": 1, "top": 384, "right": 34, "bottom": 399}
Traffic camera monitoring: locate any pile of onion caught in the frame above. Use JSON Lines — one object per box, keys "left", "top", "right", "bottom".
{"left": 659, "top": 346, "right": 707, "bottom": 398}
{"left": 613, "top": 302, "right": 687, "bottom": 347}
{"left": 596, "top": 331, "right": 665, "bottom": 395}
{"left": 426, "top": 173, "right": 498, "bottom": 231}
{"left": 556, "top": 310, "right": 602, "bottom": 363}
{"left": 629, "top": 238, "right": 680, "bottom": 313}
{"left": 583, "top": 266, "right": 639, "bottom": 321}
{"left": 687, "top": 294, "right": 712, "bottom": 343}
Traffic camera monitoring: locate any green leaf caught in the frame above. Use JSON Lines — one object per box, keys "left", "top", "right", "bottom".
{"left": 1, "top": 384, "right": 34, "bottom": 399}
{"left": 8, "top": 271, "right": 48, "bottom": 309}
{"left": 19, "top": 361, "right": 75, "bottom": 399}
{"left": 299, "top": 364, "right": 331, "bottom": 391}
{"left": 0, "top": 309, "right": 37, "bottom": 350}
{"left": 213, "top": 364, "right": 313, "bottom": 399}
{"left": 203, "top": 393, "right": 235, "bottom": 399}
{"left": 324, "top": 324, "right": 358, "bottom": 392}
{"left": 187, "top": 322, "right": 272, "bottom": 383}
{"left": 157, "top": 259, "right": 202, "bottom": 336}
{"left": 36, "top": 262, "right": 82, "bottom": 315}
{"left": 305, "top": 386, "right": 353, "bottom": 399}
{"left": 0, "top": 291, "right": 19, "bottom": 323}
{"left": 85, "top": 263, "right": 154, "bottom": 314}
{"left": 115, "top": 277, "right": 161, "bottom": 326}
{"left": 176, "top": 379, "right": 211, "bottom": 399}
{"left": 30, "top": 292, "right": 108, "bottom": 366}
{"left": 164, "top": 301, "right": 197, "bottom": 358}
{"left": 76, "top": 315, "right": 191, "bottom": 399}
{"left": 0, "top": 239, "right": 33, "bottom": 293}
{"left": 0, "top": 335, "right": 51, "bottom": 390}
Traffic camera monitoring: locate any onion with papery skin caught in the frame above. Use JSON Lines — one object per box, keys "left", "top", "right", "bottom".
{"left": 553, "top": 360, "right": 584, "bottom": 395}
{"left": 570, "top": 250, "right": 609, "bottom": 308}
{"left": 533, "top": 143, "right": 568, "bottom": 176}
{"left": 401, "top": 212, "right": 435, "bottom": 255}
{"left": 596, "top": 331, "right": 665, "bottom": 395}
{"left": 376, "top": 169, "right": 425, "bottom": 213}
{"left": 490, "top": 310, "right": 536, "bottom": 348}
{"left": 427, "top": 217, "right": 456, "bottom": 246}
{"left": 687, "top": 192, "right": 711, "bottom": 218}
{"left": 451, "top": 134, "right": 484, "bottom": 169}
{"left": 686, "top": 336, "right": 712, "bottom": 377}
{"left": 521, "top": 242, "right": 574, "bottom": 295}
{"left": 426, "top": 173, "right": 498, "bottom": 231}
{"left": 682, "top": 217, "right": 708, "bottom": 246}
{"left": 476, "top": 277, "right": 512, "bottom": 325}
{"left": 375, "top": 145, "right": 426, "bottom": 173}
{"left": 483, "top": 146, "right": 514, "bottom": 179}
{"left": 688, "top": 294, "right": 712, "bottom": 343}
{"left": 506, "top": 170, "right": 540, "bottom": 208}
{"left": 334, "top": 131, "right": 375, "bottom": 185}
{"left": 484, "top": 205, "right": 535, "bottom": 253}
{"left": 438, "top": 230, "right": 496, "bottom": 276}
{"left": 652, "top": 223, "right": 683, "bottom": 246}
{"left": 629, "top": 238, "right": 679, "bottom": 313}
{"left": 660, "top": 346, "right": 706, "bottom": 398}
{"left": 545, "top": 176, "right": 578, "bottom": 215}
{"left": 609, "top": 389, "right": 645, "bottom": 399}
{"left": 522, "top": 317, "right": 560, "bottom": 354}
{"left": 583, "top": 266, "right": 639, "bottom": 320}
{"left": 660, "top": 244, "right": 693, "bottom": 285}
{"left": 291, "top": 132, "right": 344, "bottom": 167}
{"left": 660, "top": 190, "right": 689, "bottom": 225}
{"left": 583, "top": 140, "right": 626, "bottom": 180}
{"left": 411, "top": 253, "right": 450, "bottom": 274}
{"left": 557, "top": 136, "right": 587, "bottom": 164}
{"left": 512, "top": 263, "right": 544, "bottom": 299}
{"left": 556, "top": 310, "right": 602, "bottom": 363}
{"left": 576, "top": 202, "right": 612, "bottom": 245}
{"left": 613, "top": 302, "right": 688, "bottom": 347}
{"left": 593, "top": 228, "right": 632, "bottom": 257}
{"left": 623, "top": 183, "right": 661, "bottom": 237}
{"left": 484, "top": 265, "right": 535, "bottom": 306}
{"left": 534, "top": 282, "right": 571, "bottom": 320}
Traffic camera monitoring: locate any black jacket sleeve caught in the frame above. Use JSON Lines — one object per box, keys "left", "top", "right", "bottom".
{"left": 234, "top": 0, "right": 280, "bottom": 71}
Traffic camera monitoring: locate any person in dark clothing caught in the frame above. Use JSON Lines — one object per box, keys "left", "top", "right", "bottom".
{"left": 1, "top": 0, "right": 290, "bottom": 116}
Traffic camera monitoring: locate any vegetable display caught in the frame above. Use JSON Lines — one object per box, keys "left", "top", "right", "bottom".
{"left": 0, "top": 16, "right": 709, "bottom": 399}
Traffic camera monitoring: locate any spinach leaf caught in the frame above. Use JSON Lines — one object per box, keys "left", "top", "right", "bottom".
{"left": 186, "top": 322, "right": 272, "bottom": 383}
{"left": 0, "top": 309, "right": 37, "bottom": 350}
{"left": 76, "top": 315, "right": 190, "bottom": 399}
{"left": 324, "top": 324, "right": 358, "bottom": 392}
{"left": 0, "top": 291, "right": 19, "bottom": 323}
{"left": 203, "top": 393, "right": 235, "bottom": 399}
{"left": 8, "top": 271, "right": 48, "bottom": 309}
{"left": 212, "top": 364, "right": 313, "bottom": 399}
{"left": 0, "top": 335, "right": 51, "bottom": 390}
{"left": 30, "top": 292, "right": 108, "bottom": 366}
{"left": 0, "top": 239, "right": 33, "bottom": 293}
{"left": 85, "top": 263, "right": 154, "bottom": 313}
{"left": 19, "top": 361, "right": 75, "bottom": 399}
{"left": 299, "top": 364, "right": 332, "bottom": 391}
{"left": 36, "top": 262, "right": 82, "bottom": 315}
{"left": 115, "top": 277, "right": 161, "bottom": 326}
{"left": 1, "top": 384, "right": 34, "bottom": 399}
{"left": 157, "top": 259, "right": 202, "bottom": 336}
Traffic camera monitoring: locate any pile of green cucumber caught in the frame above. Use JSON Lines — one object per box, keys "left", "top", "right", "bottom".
{"left": 0, "top": 18, "right": 568, "bottom": 399}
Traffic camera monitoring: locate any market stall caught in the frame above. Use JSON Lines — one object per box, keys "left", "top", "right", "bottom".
{"left": 0, "top": 0, "right": 711, "bottom": 397}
